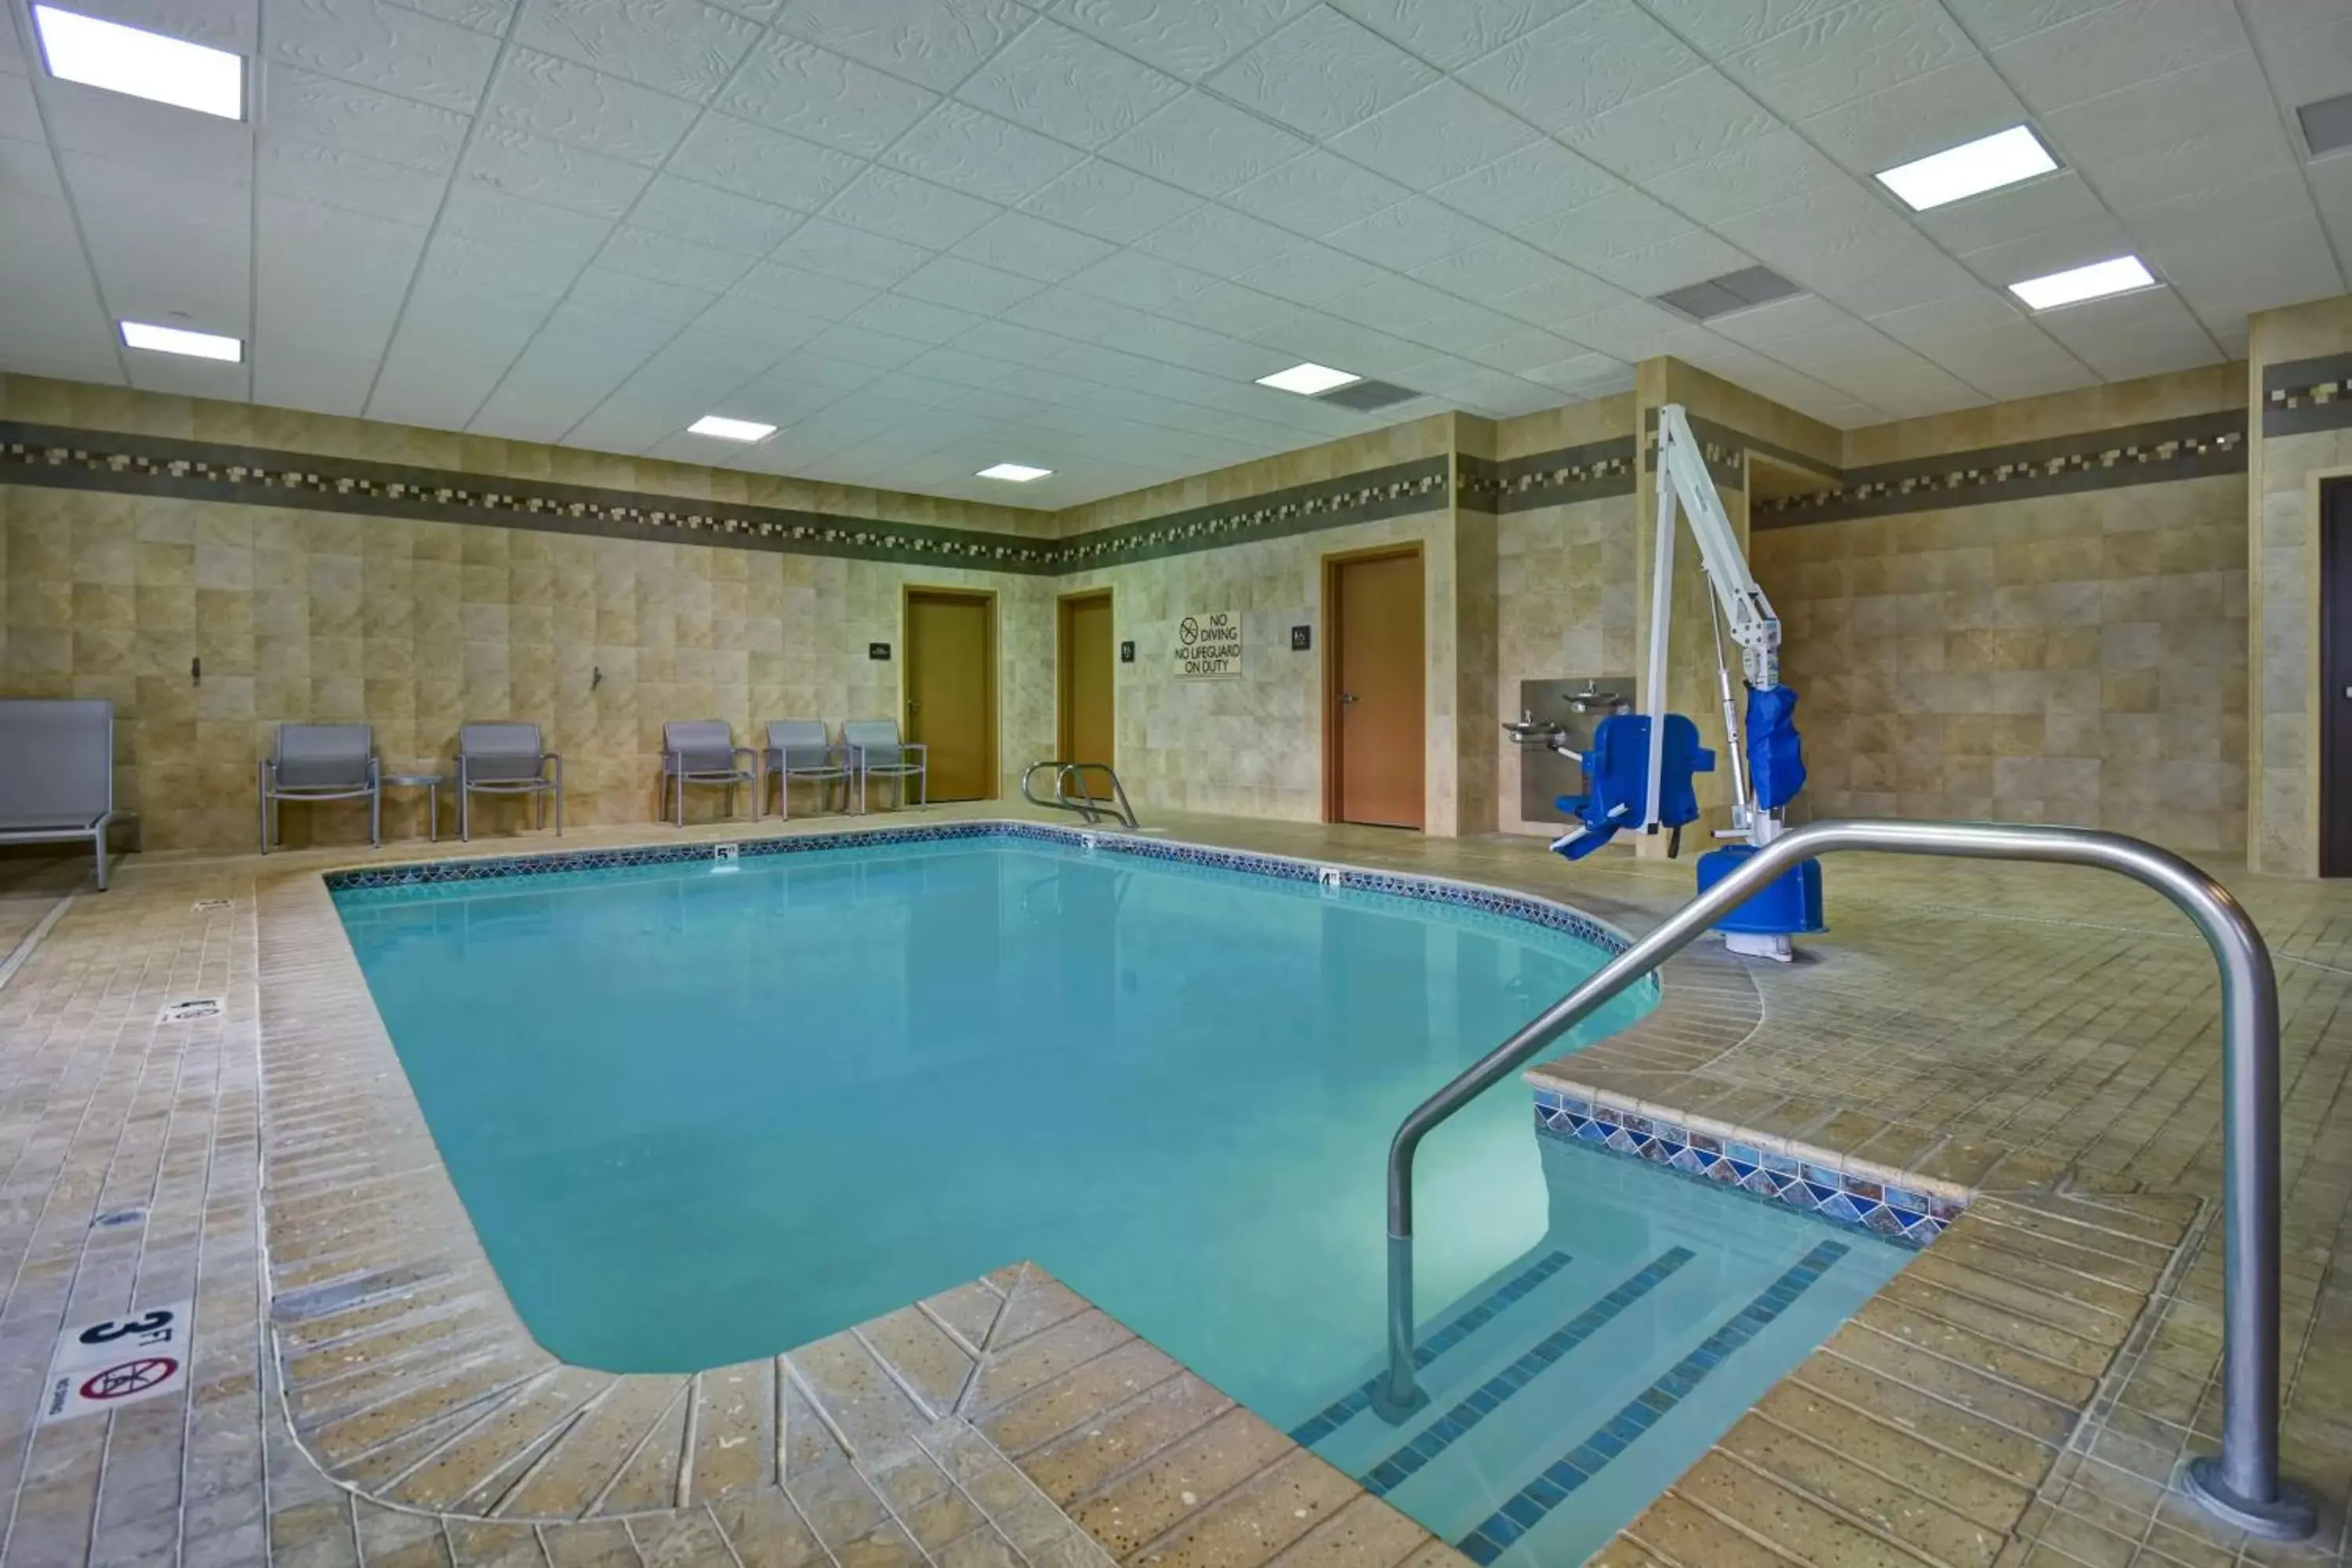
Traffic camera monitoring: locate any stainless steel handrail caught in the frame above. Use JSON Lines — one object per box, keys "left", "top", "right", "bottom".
{"left": 1018, "top": 760, "right": 1139, "bottom": 830}
{"left": 1377, "top": 818, "right": 2313, "bottom": 1540}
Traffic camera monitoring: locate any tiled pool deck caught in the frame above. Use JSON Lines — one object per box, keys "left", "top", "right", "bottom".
{"left": 0, "top": 805, "right": 2345, "bottom": 1567}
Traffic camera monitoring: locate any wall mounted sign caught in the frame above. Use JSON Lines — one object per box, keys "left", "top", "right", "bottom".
{"left": 868, "top": 643, "right": 891, "bottom": 661}
{"left": 1291, "top": 625, "right": 1312, "bottom": 651}
{"left": 1120, "top": 641, "right": 1135, "bottom": 663}
{"left": 1175, "top": 611, "right": 1243, "bottom": 679}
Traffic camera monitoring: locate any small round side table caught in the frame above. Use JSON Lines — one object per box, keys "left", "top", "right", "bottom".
{"left": 383, "top": 772, "right": 445, "bottom": 842}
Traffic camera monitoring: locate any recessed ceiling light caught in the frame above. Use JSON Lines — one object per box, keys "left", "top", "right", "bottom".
{"left": 2008, "top": 255, "right": 2158, "bottom": 310}
{"left": 687, "top": 415, "right": 776, "bottom": 441}
{"left": 34, "top": 5, "right": 244, "bottom": 120}
{"left": 977, "top": 462, "right": 1051, "bottom": 481}
{"left": 1876, "top": 125, "right": 2057, "bottom": 211}
{"left": 119, "top": 320, "right": 241, "bottom": 361}
{"left": 1257, "top": 362, "right": 1362, "bottom": 396}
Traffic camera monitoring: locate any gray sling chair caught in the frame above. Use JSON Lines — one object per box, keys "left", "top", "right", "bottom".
{"left": 844, "top": 720, "right": 927, "bottom": 811}
{"left": 457, "top": 723, "right": 563, "bottom": 841}
{"left": 0, "top": 699, "right": 118, "bottom": 891}
{"left": 763, "top": 720, "right": 854, "bottom": 819}
{"left": 258, "top": 723, "right": 380, "bottom": 853}
{"left": 659, "top": 720, "right": 757, "bottom": 826}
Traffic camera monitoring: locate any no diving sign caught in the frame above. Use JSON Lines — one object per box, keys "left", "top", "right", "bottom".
{"left": 44, "top": 1301, "right": 191, "bottom": 1421}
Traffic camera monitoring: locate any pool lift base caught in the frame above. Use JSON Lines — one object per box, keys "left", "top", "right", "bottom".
{"left": 2182, "top": 1457, "right": 2315, "bottom": 1541}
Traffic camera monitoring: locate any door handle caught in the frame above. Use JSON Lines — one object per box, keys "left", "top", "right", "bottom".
{"left": 1338, "top": 692, "right": 1358, "bottom": 705}
{"left": 908, "top": 699, "right": 921, "bottom": 713}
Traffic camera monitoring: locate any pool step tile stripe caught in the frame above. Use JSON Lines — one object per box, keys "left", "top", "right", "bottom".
{"left": 1357, "top": 1247, "right": 1695, "bottom": 1499}
{"left": 1453, "top": 1239, "right": 1852, "bottom": 1566}
{"left": 1287, "top": 1250, "right": 1574, "bottom": 1447}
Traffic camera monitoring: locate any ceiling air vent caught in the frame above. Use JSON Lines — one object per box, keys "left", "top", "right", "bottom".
{"left": 1653, "top": 265, "right": 1802, "bottom": 321}
{"left": 1317, "top": 379, "right": 1421, "bottom": 411}
{"left": 2299, "top": 92, "right": 2352, "bottom": 158}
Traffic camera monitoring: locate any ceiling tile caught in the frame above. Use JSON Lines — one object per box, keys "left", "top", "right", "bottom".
{"left": 1204, "top": 5, "right": 1439, "bottom": 139}
{"left": 1234, "top": 241, "right": 1393, "bottom": 305}
{"left": 0, "top": 75, "right": 39, "bottom": 144}
{"left": 893, "top": 252, "right": 1047, "bottom": 312}
{"left": 1325, "top": 78, "right": 1542, "bottom": 188}
{"left": 799, "top": 322, "right": 930, "bottom": 368}
{"left": 2154, "top": 211, "right": 2343, "bottom": 321}
{"left": 567, "top": 264, "right": 719, "bottom": 325}
{"left": 1582, "top": 226, "right": 1751, "bottom": 294}
{"left": 386, "top": 0, "right": 516, "bottom": 37}
{"left": 1991, "top": 0, "right": 2252, "bottom": 111}
{"left": 1425, "top": 139, "right": 1623, "bottom": 229}
{"left": 884, "top": 101, "right": 1087, "bottom": 204}
{"left": 1138, "top": 204, "right": 1301, "bottom": 277}
{"left": 1641, "top": 129, "right": 1842, "bottom": 225}
{"left": 1455, "top": 0, "right": 1700, "bottom": 134}
{"left": 1156, "top": 278, "right": 1295, "bottom": 335}
{"left": 463, "top": 123, "right": 653, "bottom": 217}
{"left": 57, "top": 0, "right": 260, "bottom": 52}
{"left": 260, "top": 63, "right": 471, "bottom": 172}
{"left": 958, "top": 18, "right": 1187, "bottom": 146}
{"left": 1490, "top": 267, "right": 1639, "bottom": 328}
{"left": 1914, "top": 168, "right": 2107, "bottom": 254}
{"left": 1065, "top": 248, "right": 1214, "bottom": 310}
{"left": 599, "top": 224, "right": 757, "bottom": 292}
{"left": 629, "top": 174, "right": 805, "bottom": 255}
{"left": 2027, "top": 283, "right": 2221, "bottom": 379}
{"left": 952, "top": 209, "right": 1116, "bottom": 280}
{"left": 822, "top": 165, "right": 1000, "bottom": 248}
{"left": 36, "top": 78, "right": 255, "bottom": 185}
{"left": 256, "top": 136, "right": 448, "bottom": 224}
{"left": 416, "top": 229, "right": 587, "bottom": 302}
{"left": 1324, "top": 195, "right": 1492, "bottom": 271}
{"left": 1018, "top": 158, "right": 1200, "bottom": 242}
{"left": 1706, "top": 292, "right": 1860, "bottom": 347}
{"left": 1632, "top": 0, "right": 1846, "bottom": 58}
{"left": 1562, "top": 66, "right": 1776, "bottom": 183}
{"left": 668, "top": 114, "right": 869, "bottom": 211}
{"left": 777, "top": 0, "right": 1036, "bottom": 93}
{"left": 2257, "top": 13, "right": 2352, "bottom": 110}
{"left": 1095, "top": 89, "right": 1308, "bottom": 195}
{"left": 1047, "top": 0, "right": 1316, "bottom": 80}
{"left": 1796, "top": 56, "right": 2027, "bottom": 176}
{"left": 1328, "top": 0, "right": 1577, "bottom": 71}
{"left": 1720, "top": 0, "right": 1972, "bottom": 120}
{"left": 1453, "top": 324, "right": 1584, "bottom": 372}
{"left": 729, "top": 260, "right": 880, "bottom": 319}
{"left": 717, "top": 37, "right": 939, "bottom": 158}
{"left": 481, "top": 48, "right": 702, "bottom": 166}
{"left": 1521, "top": 351, "right": 1633, "bottom": 397}
{"left": 766, "top": 216, "right": 931, "bottom": 285}
{"left": 844, "top": 292, "right": 986, "bottom": 343}
{"left": 514, "top": 0, "right": 761, "bottom": 101}
{"left": 1224, "top": 148, "right": 1413, "bottom": 237}
{"left": 263, "top": 0, "right": 500, "bottom": 112}
{"left": 438, "top": 183, "right": 613, "bottom": 265}
{"left": 1516, "top": 186, "right": 1687, "bottom": 263}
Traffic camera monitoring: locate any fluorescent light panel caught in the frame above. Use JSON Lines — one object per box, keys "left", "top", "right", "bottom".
{"left": 34, "top": 5, "right": 243, "bottom": 120}
{"left": 977, "top": 462, "right": 1051, "bottom": 481}
{"left": 1877, "top": 125, "right": 2056, "bottom": 211}
{"left": 1257, "top": 362, "right": 1361, "bottom": 396}
{"left": 687, "top": 415, "right": 775, "bottom": 441}
{"left": 2009, "top": 255, "right": 2157, "bottom": 310}
{"left": 119, "top": 320, "right": 241, "bottom": 361}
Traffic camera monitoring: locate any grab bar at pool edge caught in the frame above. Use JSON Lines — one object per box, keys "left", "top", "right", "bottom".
{"left": 1377, "top": 817, "right": 2314, "bottom": 1541}
{"left": 1021, "top": 760, "right": 1139, "bottom": 830}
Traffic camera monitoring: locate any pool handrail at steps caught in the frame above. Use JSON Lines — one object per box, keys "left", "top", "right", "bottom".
{"left": 1021, "top": 760, "right": 1139, "bottom": 830}
{"left": 1378, "top": 818, "right": 2314, "bottom": 1542}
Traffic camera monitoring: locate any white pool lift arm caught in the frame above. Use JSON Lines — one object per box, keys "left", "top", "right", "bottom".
{"left": 1642, "top": 402, "right": 1784, "bottom": 847}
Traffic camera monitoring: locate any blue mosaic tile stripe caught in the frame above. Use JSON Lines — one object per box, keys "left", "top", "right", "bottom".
{"left": 1454, "top": 1239, "right": 1850, "bottom": 1566}
{"left": 1287, "top": 1250, "right": 1574, "bottom": 1448}
{"left": 1532, "top": 1088, "right": 1963, "bottom": 1247}
{"left": 1358, "top": 1248, "right": 1695, "bottom": 1500}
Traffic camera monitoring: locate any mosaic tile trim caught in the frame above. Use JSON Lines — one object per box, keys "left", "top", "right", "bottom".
{"left": 1751, "top": 411, "right": 2249, "bottom": 528}
{"left": 1457, "top": 441, "right": 1637, "bottom": 514}
{"left": 1054, "top": 456, "right": 1452, "bottom": 570}
{"left": 1359, "top": 1249, "right": 1696, "bottom": 1499}
{"left": 2259, "top": 351, "right": 2352, "bottom": 437}
{"left": 1456, "top": 1239, "right": 1849, "bottom": 1565}
{"left": 1533, "top": 1087, "right": 1964, "bottom": 1246}
{"left": 1640, "top": 410, "right": 1748, "bottom": 489}
{"left": 1287, "top": 1250, "right": 1575, "bottom": 1448}
{"left": 0, "top": 419, "right": 1063, "bottom": 573}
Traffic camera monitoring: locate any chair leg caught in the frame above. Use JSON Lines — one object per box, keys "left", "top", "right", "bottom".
{"left": 93, "top": 826, "right": 107, "bottom": 892}
{"left": 554, "top": 760, "right": 564, "bottom": 837}
{"left": 371, "top": 785, "right": 381, "bottom": 848}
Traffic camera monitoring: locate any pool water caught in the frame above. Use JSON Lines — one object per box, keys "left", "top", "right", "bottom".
{"left": 336, "top": 832, "right": 1909, "bottom": 1564}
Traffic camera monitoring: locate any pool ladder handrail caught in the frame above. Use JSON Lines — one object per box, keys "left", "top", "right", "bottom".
{"left": 1377, "top": 817, "right": 2313, "bottom": 1541}
{"left": 1020, "top": 760, "right": 1139, "bottom": 830}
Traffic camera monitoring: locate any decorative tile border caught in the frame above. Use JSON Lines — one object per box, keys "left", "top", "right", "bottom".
{"left": 2259, "top": 350, "right": 2352, "bottom": 437}
{"left": 1457, "top": 440, "right": 1637, "bottom": 514}
{"left": 1532, "top": 1083, "right": 1966, "bottom": 1246}
{"left": 1054, "top": 456, "right": 1453, "bottom": 569}
{"left": 0, "top": 419, "right": 1063, "bottom": 572}
{"left": 1457, "top": 1239, "right": 1849, "bottom": 1564}
{"left": 1751, "top": 411, "right": 2248, "bottom": 528}
{"left": 1641, "top": 410, "right": 1751, "bottom": 489}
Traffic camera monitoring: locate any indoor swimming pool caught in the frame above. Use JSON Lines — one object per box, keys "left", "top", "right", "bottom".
{"left": 332, "top": 826, "right": 1911, "bottom": 1565}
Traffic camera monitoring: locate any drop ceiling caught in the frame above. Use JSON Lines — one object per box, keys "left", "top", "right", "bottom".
{"left": 0, "top": 0, "right": 2345, "bottom": 507}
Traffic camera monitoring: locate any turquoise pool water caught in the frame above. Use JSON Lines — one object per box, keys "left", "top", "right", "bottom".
{"left": 336, "top": 831, "right": 1908, "bottom": 1564}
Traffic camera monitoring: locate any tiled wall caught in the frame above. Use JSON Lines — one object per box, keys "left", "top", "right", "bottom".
{"left": 1752, "top": 367, "right": 2250, "bottom": 855}
{"left": 2248, "top": 299, "right": 2352, "bottom": 876}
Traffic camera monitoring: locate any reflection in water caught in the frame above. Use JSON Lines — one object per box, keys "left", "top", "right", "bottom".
{"left": 336, "top": 839, "right": 1649, "bottom": 1420}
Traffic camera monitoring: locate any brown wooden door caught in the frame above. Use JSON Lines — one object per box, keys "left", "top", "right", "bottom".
{"left": 2325, "top": 478, "right": 2352, "bottom": 875}
{"left": 1058, "top": 592, "right": 1114, "bottom": 768}
{"left": 1328, "top": 549, "right": 1425, "bottom": 828}
{"left": 904, "top": 590, "right": 993, "bottom": 801}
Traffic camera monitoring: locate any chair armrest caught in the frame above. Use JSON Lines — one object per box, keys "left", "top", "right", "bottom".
{"left": 902, "top": 743, "right": 927, "bottom": 758}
